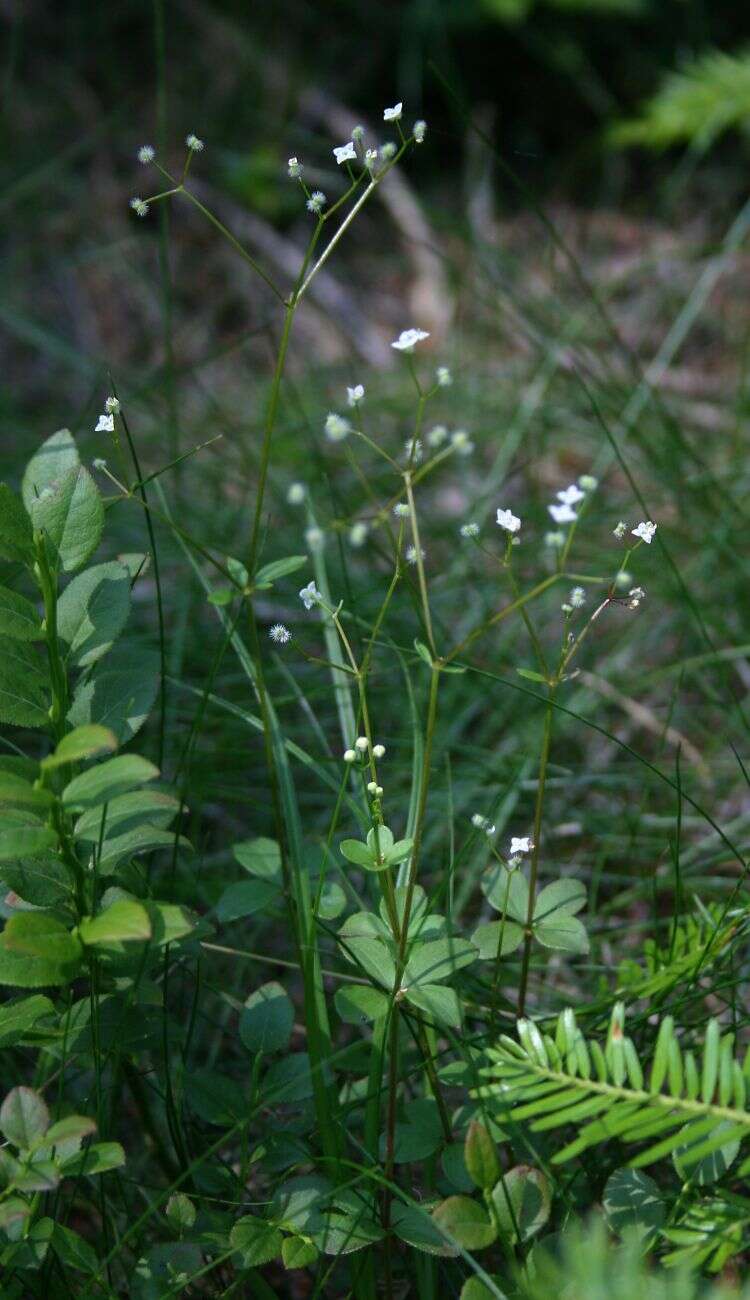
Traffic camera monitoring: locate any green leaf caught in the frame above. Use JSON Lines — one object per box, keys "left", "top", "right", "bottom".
{"left": 57, "top": 561, "right": 131, "bottom": 667}
{"left": 391, "top": 1202, "right": 454, "bottom": 1256}
{"left": 432, "top": 1196, "right": 496, "bottom": 1250}
{"left": 0, "top": 637, "right": 51, "bottom": 728}
{"left": 185, "top": 1069, "right": 245, "bottom": 1126}
{"left": 74, "top": 788, "right": 178, "bottom": 840}
{"left": 316, "top": 1208, "right": 383, "bottom": 1256}
{"left": 0, "top": 1087, "right": 49, "bottom": 1148}
{"left": 0, "top": 852, "right": 72, "bottom": 909}
{"left": 404, "top": 937, "right": 478, "bottom": 986}
{"left": 0, "top": 995, "right": 54, "bottom": 1048}
{"left": 516, "top": 667, "right": 547, "bottom": 683}
{"left": 282, "top": 1236, "right": 318, "bottom": 1269}
{"left": 78, "top": 899, "right": 152, "bottom": 947}
{"left": 672, "top": 1120, "right": 740, "bottom": 1185}
{"left": 334, "top": 984, "right": 390, "bottom": 1025}
{"left": 255, "top": 555, "right": 308, "bottom": 586}
{"left": 30, "top": 465, "right": 104, "bottom": 573}
{"left": 472, "top": 920, "right": 525, "bottom": 959}
{"left": 133, "top": 1244, "right": 202, "bottom": 1300}
{"left": 263, "top": 1053, "right": 314, "bottom": 1104}
{"left": 534, "top": 913, "right": 589, "bottom": 954}
{"left": 533, "top": 877, "right": 587, "bottom": 921}
{"left": 465, "top": 1121, "right": 500, "bottom": 1190}
{"left": 414, "top": 639, "right": 433, "bottom": 666}
{"left": 460, "top": 1278, "right": 508, "bottom": 1300}
{"left": 0, "top": 822, "right": 58, "bottom": 861}
{"left": 231, "top": 1214, "right": 283, "bottom": 1266}
{"left": 491, "top": 1166, "right": 551, "bottom": 1244}
{"left": 165, "top": 1193, "right": 196, "bottom": 1233}
{"left": 233, "top": 836, "right": 282, "bottom": 881}
{"left": 482, "top": 864, "right": 529, "bottom": 922}
{"left": 340, "top": 838, "right": 377, "bottom": 869}
{"left": 0, "top": 586, "right": 42, "bottom": 641}
{"left": 216, "top": 878, "right": 279, "bottom": 922}
{"left": 22, "top": 429, "right": 79, "bottom": 510}
{"left": 88, "top": 824, "right": 190, "bottom": 875}
{"left": 405, "top": 983, "right": 462, "bottom": 1028}
{"left": 59, "top": 1140, "right": 125, "bottom": 1177}
{"left": 603, "top": 1168, "right": 666, "bottom": 1242}
{"left": 51, "top": 1223, "right": 98, "bottom": 1274}
{"left": 42, "top": 724, "right": 118, "bottom": 771}
{"left": 337, "top": 912, "right": 396, "bottom": 988}
{"left": 67, "top": 645, "right": 159, "bottom": 743}
{"left": 380, "top": 1099, "right": 444, "bottom": 1164}
{"left": 0, "top": 913, "right": 83, "bottom": 987}
{"left": 62, "top": 753, "right": 159, "bottom": 810}
{"left": 0, "top": 771, "right": 52, "bottom": 813}
{"left": 0, "top": 484, "right": 34, "bottom": 564}
{"left": 147, "top": 901, "right": 195, "bottom": 946}
{"left": 239, "top": 981, "right": 294, "bottom": 1053}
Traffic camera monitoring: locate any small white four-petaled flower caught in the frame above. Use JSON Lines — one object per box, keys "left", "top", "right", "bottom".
{"left": 287, "top": 482, "right": 305, "bottom": 505}
{"left": 299, "top": 581, "right": 322, "bottom": 610}
{"left": 413, "top": 120, "right": 427, "bottom": 143}
{"left": 496, "top": 507, "right": 521, "bottom": 534}
{"left": 269, "top": 624, "right": 291, "bottom": 644}
{"left": 383, "top": 102, "right": 403, "bottom": 122}
{"left": 333, "top": 141, "right": 356, "bottom": 165}
{"left": 632, "top": 520, "right": 657, "bottom": 544}
{"left": 509, "top": 836, "right": 532, "bottom": 855}
{"left": 347, "top": 384, "right": 364, "bottom": 407}
{"left": 548, "top": 502, "right": 577, "bottom": 524}
{"left": 95, "top": 413, "right": 114, "bottom": 433}
{"left": 557, "top": 484, "right": 585, "bottom": 507}
{"left": 391, "top": 328, "right": 430, "bottom": 352}
{"left": 287, "top": 157, "right": 303, "bottom": 179}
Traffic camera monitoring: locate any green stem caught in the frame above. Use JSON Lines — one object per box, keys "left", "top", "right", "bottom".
{"left": 518, "top": 689, "right": 556, "bottom": 1015}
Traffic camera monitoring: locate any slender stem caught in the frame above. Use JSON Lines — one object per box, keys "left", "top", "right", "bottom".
{"left": 404, "top": 472, "right": 436, "bottom": 656}
{"left": 180, "top": 188, "right": 285, "bottom": 302}
{"left": 517, "top": 690, "right": 556, "bottom": 1015}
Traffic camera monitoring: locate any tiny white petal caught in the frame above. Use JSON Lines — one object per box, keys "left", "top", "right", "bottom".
{"left": 496, "top": 507, "right": 521, "bottom": 534}
{"left": 548, "top": 503, "right": 577, "bottom": 524}
{"left": 299, "top": 580, "right": 322, "bottom": 610}
{"left": 557, "top": 484, "right": 585, "bottom": 507}
{"left": 391, "top": 328, "right": 430, "bottom": 352}
{"left": 346, "top": 384, "right": 364, "bottom": 407}
{"left": 383, "top": 102, "right": 403, "bottom": 122}
{"left": 95, "top": 413, "right": 114, "bottom": 433}
{"left": 509, "top": 836, "right": 532, "bottom": 855}
{"left": 333, "top": 141, "right": 357, "bottom": 165}
{"left": 632, "top": 521, "right": 657, "bottom": 544}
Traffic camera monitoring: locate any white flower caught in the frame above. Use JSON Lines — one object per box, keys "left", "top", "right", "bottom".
{"left": 383, "top": 102, "right": 403, "bottom": 122}
{"left": 355, "top": 736, "right": 369, "bottom": 753}
{"left": 436, "top": 366, "right": 451, "bottom": 387}
{"left": 557, "top": 484, "right": 585, "bottom": 507}
{"left": 561, "top": 603, "right": 573, "bottom": 614}
{"left": 472, "top": 813, "right": 495, "bottom": 837}
{"left": 347, "top": 384, "right": 364, "bottom": 407}
{"left": 613, "top": 520, "right": 627, "bottom": 540}
{"left": 325, "top": 412, "right": 351, "bottom": 442}
{"left": 570, "top": 586, "right": 585, "bottom": 609}
{"left": 333, "top": 141, "right": 356, "bottom": 165}
{"left": 95, "top": 413, "right": 114, "bottom": 433}
{"left": 367, "top": 781, "right": 378, "bottom": 794}
{"left": 393, "top": 503, "right": 410, "bottom": 517}
{"left": 427, "top": 424, "right": 448, "bottom": 447}
{"left": 406, "top": 544, "right": 425, "bottom": 565}
{"left": 628, "top": 586, "right": 646, "bottom": 608}
{"left": 305, "top": 526, "right": 324, "bottom": 552}
{"left": 299, "top": 581, "right": 322, "bottom": 610}
{"left": 460, "top": 523, "right": 479, "bottom": 538}
{"left": 306, "top": 190, "right": 326, "bottom": 214}
{"left": 287, "top": 156, "right": 303, "bottom": 179}
{"left": 545, "top": 531, "right": 564, "bottom": 548}
{"left": 496, "top": 507, "right": 521, "bottom": 534}
{"left": 413, "top": 119, "right": 427, "bottom": 143}
{"left": 372, "top": 743, "right": 386, "bottom": 758}
{"left": 92, "top": 458, "right": 107, "bottom": 471}
{"left": 269, "top": 624, "right": 291, "bottom": 644}
{"left": 185, "top": 133, "right": 204, "bottom": 152}
{"left": 548, "top": 503, "right": 577, "bottom": 524}
{"left": 343, "top": 749, "right": 357, "bottom": 763}
{"left": 129, "top": 197, "right": 149, "bottom": 218}
{"left": 404, "top": 437, "right": 423, "bottom": 463}
{"left": 451, "top": 430, "right": 473, "bottom": 455}
{"left": 104, "top": 396, "right": 120, "bottom": 414}
{"left": 509, "top": 836, "right": 532, "bottom": 855}
{"left": 287, "top": 482, "right": 305, "bottom": 505}
{"left": 579, "top": 475, "right": 598, "bottom": 491}
{"left": 138, "top": 145, "right": 155, "bottom": 164}
{"left": 632, "top": 520, "right": 657, "bottom": 545}
{"left": 364, "top": 148, "right": 378, "bottom": 169}
{"left": 391, "top": 328, "right": 430, "bottom": 352}
{"left": 349, "top": 522, "right": 368, "bottom": 548}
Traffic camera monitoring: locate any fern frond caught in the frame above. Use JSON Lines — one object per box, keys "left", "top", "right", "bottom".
{"left": 612, "top": 47, "right": 750, "bottom": 150}
{"left": 477, "top": 1004, "right": 750, "bottom": 1169}
{"left": 615, "top": 906, "right": 740, "bottom": 1002}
